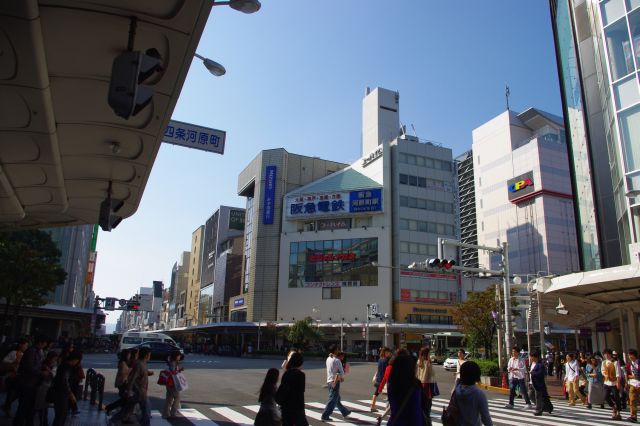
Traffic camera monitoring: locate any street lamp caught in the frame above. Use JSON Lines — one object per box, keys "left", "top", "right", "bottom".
{"left": 194, "top": 53, "right": 226, "bottom": 76}
{"left": 215, "top": 0, "right": 261, "bottom": 14}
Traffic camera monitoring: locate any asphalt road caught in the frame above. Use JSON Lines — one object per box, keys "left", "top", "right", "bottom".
{"left": 87, "top": 352, "right": 472, "bottom": 412}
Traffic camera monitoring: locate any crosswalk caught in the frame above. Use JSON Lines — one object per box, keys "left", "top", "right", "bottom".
{"left": 148, "top": 396, "right": 631, "bottom": 426}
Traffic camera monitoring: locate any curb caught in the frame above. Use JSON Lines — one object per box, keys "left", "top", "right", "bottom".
{"left": 478, "top": 383, "right": 510, "bottom": 394}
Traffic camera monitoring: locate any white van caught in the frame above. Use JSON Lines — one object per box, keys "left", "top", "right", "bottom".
{"left": 118, "top": 331, "right": 178, "bottom": 353}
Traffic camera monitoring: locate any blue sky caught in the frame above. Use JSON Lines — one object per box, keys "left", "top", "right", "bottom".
{"left": 95, "top": 1, "right": 562, "bottom": 325}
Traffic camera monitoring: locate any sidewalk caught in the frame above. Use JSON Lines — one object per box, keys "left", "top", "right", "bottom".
{"left": 478, "top": 375, "right": 569, "bottom": 399}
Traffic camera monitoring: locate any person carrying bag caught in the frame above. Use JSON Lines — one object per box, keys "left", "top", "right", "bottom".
{"left": 162, "top": 351, "right": 184, "bottom": 419}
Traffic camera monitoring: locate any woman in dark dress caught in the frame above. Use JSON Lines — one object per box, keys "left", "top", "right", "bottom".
{"left": 255, "top": 368, "right": 282, "bottom": 426}
{"left": 276, "top": 352, "right": 308, "bottom": 426}
{"left": 387, "top": 352, "right": 424, "bottom": 426}
{"left": 52, "top": 351, "right": 82, "bottom": 426}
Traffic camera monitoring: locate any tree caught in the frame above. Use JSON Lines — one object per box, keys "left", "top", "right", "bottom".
{"left": 286, "top": 316, "right": 322, "bottom": 349}
{"left": 0, "top": 230, "right": 67, "bottom": 338}
{"left": 452, "top": 285, "right": 497, "bottom": 358}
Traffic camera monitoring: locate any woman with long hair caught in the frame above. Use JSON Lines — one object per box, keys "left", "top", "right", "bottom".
{"left": 276, "top": 352, "right": 308, "bottom": 426}
{"left": 416, "top": 347, "right": 436, "bottom": 425}
{"left": 254, "top": 368, "right": 282, "bottom": 426}
{"left": 387, "top": 352, "right": 424, "bottom": 425}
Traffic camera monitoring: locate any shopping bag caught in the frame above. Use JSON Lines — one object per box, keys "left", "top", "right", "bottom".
{"left": 173, "top": 372, "right": 188, "bottom": 392}
{"left": 157, "top": 370, "right": 174, "bottom": 386}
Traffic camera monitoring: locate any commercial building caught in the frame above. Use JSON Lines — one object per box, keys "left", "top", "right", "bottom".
{"left": 174, "top": 251, "right": 191, "bottom": 328}
{"left": 543, "top": 0, "right": 640, "bottom": 354}
{"left": 276, "top": 87, "right": 461, "bottom": 351}
{"left": 198, "top": 206, "right": 245, "bottom": 324}
{"left": 186, "top": 226, "right": 204, "bottom": 325}
{"left": 234, "top": 150, "right": 348, "bottom": 322}
{"left": 455, "top": 151, "right": 479, "bottom": 270}
{"left": 472, "top": 108, "right": 580, "bottom": 276}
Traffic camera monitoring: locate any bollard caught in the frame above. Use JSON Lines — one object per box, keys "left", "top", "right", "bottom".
{"left": 96, "top": 373, "right": 105, "bottom": 409}
{"left": 83, "top": 368, "right": 96, "bottom": 400}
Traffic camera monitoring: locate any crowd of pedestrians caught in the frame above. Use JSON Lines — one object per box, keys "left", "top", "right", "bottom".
{"left": 0, "top": 335, "right": 86, "bottom": 426}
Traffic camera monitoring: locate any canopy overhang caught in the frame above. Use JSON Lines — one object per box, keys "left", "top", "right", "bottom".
{"left": 0, "top": 0, "right": 212, "bottom": 229}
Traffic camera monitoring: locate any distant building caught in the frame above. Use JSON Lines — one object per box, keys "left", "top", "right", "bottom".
{"left": 186, "top": 226, "right": 204, "bottom": 325}
{"left": 175, "top": 251, "right": 191, "bottom": 327}
{"left": 455, "top": 150, "right": 479, "bottom": 271}
{"left": 199, "top": 206, "right": 245, "bottom": 323}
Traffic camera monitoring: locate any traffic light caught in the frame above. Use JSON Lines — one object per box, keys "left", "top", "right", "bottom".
{"left": 127, "top": 300, "right": 140, "bottom": 311}
{"left": 108, "top": 49, "right": 163, "bottom": 119}
{"left": 99, "top": 196, "right": 124, "bottom": 232}
{"left": 104, "top": 297, "right": 116, "bottom": 311}
{"left": 426, "top": 258, "right": 456, "bottom": 270}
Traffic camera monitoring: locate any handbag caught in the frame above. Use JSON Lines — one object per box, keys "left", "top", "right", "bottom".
{"left": 173, "top": 372, "right": 188, "bottom": 392}
{"left": 157, "top": 370, "right": 174, "bottom": 387}
{"left": 441, "top": 389, "right": 459, "bottom": 426}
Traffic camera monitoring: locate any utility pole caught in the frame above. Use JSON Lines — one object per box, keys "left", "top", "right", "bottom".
{"left": 365, "top": 304, "right": 370, "bottom": 361}
{"left": 502, "top": 242, "right": 513, "bottom": 358}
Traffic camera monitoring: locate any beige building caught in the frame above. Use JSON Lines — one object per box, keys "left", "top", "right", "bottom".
{"left": 175, "top": 251, "right": 191, "bottom": 327}
{"left": 186, "top": 226, "right": 204, "bottom": 325}
{"left": 234, "top": 149, "right": 348, "bottom": 322}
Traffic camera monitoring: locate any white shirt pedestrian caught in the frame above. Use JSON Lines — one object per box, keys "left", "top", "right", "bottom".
{"left": 326, "top": 355, "right": 344, "bottom": 384}
{"left": 565, "top": 359, "right": 580, "bottom": 381}
{"left": 508, "top": 356, "right": 526, "bottom": 380}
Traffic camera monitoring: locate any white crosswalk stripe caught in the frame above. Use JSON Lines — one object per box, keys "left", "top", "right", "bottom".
{"left": 135, "top": 396, "right": 635, "bottom": 426}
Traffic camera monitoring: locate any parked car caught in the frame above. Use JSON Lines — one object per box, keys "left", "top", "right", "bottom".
{"left": 130, "top": 341, "right": 184, "bottom": 361}
{"left": 443, "top": 352, "right": 471, "bottom": 371}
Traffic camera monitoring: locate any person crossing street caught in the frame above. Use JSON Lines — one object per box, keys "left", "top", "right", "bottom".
{"left": 505, "top": 348, "right": 533, "bottom": 409}
{"left": 321, "top": 344, "right": 351, "bottom": 422}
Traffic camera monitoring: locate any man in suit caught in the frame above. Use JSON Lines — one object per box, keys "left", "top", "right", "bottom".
{"left": 530, "top": 350, "right": 553, "bottom": 416}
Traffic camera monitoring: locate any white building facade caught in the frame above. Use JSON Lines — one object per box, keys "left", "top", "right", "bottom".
{"left": 472, "top": 109, "right": 580, "bottom": 276}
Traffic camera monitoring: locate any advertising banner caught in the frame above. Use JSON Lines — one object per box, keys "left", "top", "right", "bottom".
{"left": 286, "top": 188, "right": 382, "bottom": 218}
{"left": 263, "top": 166, "right": 277, "bottom": 224}
{"left": 229, "top": 209, "right": 245, "bottom": 231}
{"left": 507, "top": 171, "right": 535, "bottom": 201}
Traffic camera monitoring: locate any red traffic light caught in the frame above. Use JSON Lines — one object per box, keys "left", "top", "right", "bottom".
{"left": 427, "top": 258, "right": 456, "bottom": 270}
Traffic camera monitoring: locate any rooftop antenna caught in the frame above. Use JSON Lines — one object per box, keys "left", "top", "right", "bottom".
{"left": 505, "top": 84, "right": 510, "bottom": 111}
{"left": 411, "top": 124, "right": 418, "bottom": 137}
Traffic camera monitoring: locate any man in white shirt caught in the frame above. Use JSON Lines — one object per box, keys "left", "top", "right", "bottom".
{"left": 321, "top": 344, "right": 351, "bottom": 421}
{"left": 564, "top": 353, "right": 584, "bottom": 406}
{"left": 505, "top": 348, "right": 533, "bottom": 409}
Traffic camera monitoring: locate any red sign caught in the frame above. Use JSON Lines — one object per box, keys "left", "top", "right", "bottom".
{"left": 400, "top": 270, "right": 457, "bottom": 280}
{"left": 309, "top": 253, "right": 357, "bottom": 262}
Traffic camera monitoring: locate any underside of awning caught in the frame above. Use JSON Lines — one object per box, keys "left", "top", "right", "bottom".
{"left": 0, "top": 0, "right": 212, "bottom": 229}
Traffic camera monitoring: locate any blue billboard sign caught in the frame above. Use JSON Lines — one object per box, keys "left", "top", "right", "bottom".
{"left": 263, "top": 166, "right": 277, "bottom": 224}
{"left": 349, "top": 188, "right": 382, "bottom": 213}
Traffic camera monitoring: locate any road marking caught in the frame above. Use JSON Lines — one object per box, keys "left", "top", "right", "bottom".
{"left": 150, "top": 410, "right": 172, "bottom": 425}
{"left": 306, "top": 402, "right": 378, "bottom": 423}
{"left": 302, "top": 405, "right": 360, "bottom": 426}
{"left": 179, "top": 408, "right": 219, "bottom": 425}
{"left": 210, "top": 407, "right": 253, "bottom": 425}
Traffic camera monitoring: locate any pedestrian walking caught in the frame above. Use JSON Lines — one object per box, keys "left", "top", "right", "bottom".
{"left": 374, "top": 349, "right": 403, "bottom": 425}
{"left": 369, "top": 347, "right": 390, "bottom": 412}
{"left": 386, "top": 352, "right": 424, "bottom": 425}
{"left": 585, "top": 355, "right": 605, "bottom": 409}
{"left": 162, "top": 350, "right": 183, "bottom": 419}
{"left": 123, "top": 347, "right": 153, "bottom": 426}
{"left": 454, "top": 361, "right": 493, "bottom": 426}
{"left": 34, "top": 351, "right": 57, "bottom": 426}
{"left": 51, "top": 351, "right": 81, "bottom": 426}
{"left": 1, "top": 338, "right": 27, "bottom": 416}
{"left": 454, "top": 348, "right": 466, "bottom": 389}
{"left": 105, "top": 349, "right": 131, "bottom": 415}
{"left": 530, "top": 350, "right": 553, "bottom": 416}
{"left": 602, "top": 348, "right": 622, "bottom": 420}
{"left": 505, "top": 348, "right": 533, "bottom": 409}
{"left": 321, "top": 344, "right": 351, "bottom": 421}
{"left": 564, "top": 353, "right": 585, "bottom": 405}
{"left": 626, "top": 348, "right": 639, "bottom": 423}
{"left": 255, "top": 368, "right": 282, "bottom": 426}
{"left": 416, "top": 347, "right": 437, "bottom": 425}
{"left": 68, "top": 351, "right": 84, "bottom": 415}
{"left": 281, "top": 349, "right": 297, "bottom": 370}
{"left": 554, "top": 352, "right": 562, "bottom": 380}
{"left": 275, "top": 352, "right": 308, "bottom": 426}
{"left": 13, "top": 335, "right": 47, "bottom": 426}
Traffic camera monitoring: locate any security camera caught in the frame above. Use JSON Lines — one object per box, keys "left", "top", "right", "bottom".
{"left": 555, "top": 298, "right": 568, "bottom": 315}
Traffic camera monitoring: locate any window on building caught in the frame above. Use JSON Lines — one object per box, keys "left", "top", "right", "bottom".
{"left": 409, "top": 175, "right": 418, "bottom": 186}
{"left": 399, "top": 174, "right": 408, "bottom": 184}
{"left": 322, "top": 287, "right": 341, "bottom": 299}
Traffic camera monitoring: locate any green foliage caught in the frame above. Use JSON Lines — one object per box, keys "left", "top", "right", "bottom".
{"left": 472, "top": 359, "right": 500, "bottom": 377}
{"left": 0, "top": 230, "right": 67, "bottom": 335}
{"left": 286, "top": 316, "right": 322, "bottom": 349}
{"left": 452, "top": 286, "right": 497, "bottom": 358}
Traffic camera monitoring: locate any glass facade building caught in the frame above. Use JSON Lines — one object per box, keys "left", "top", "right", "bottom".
{"left": 549, "top": 0, "right": 640, "bottom": 267}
